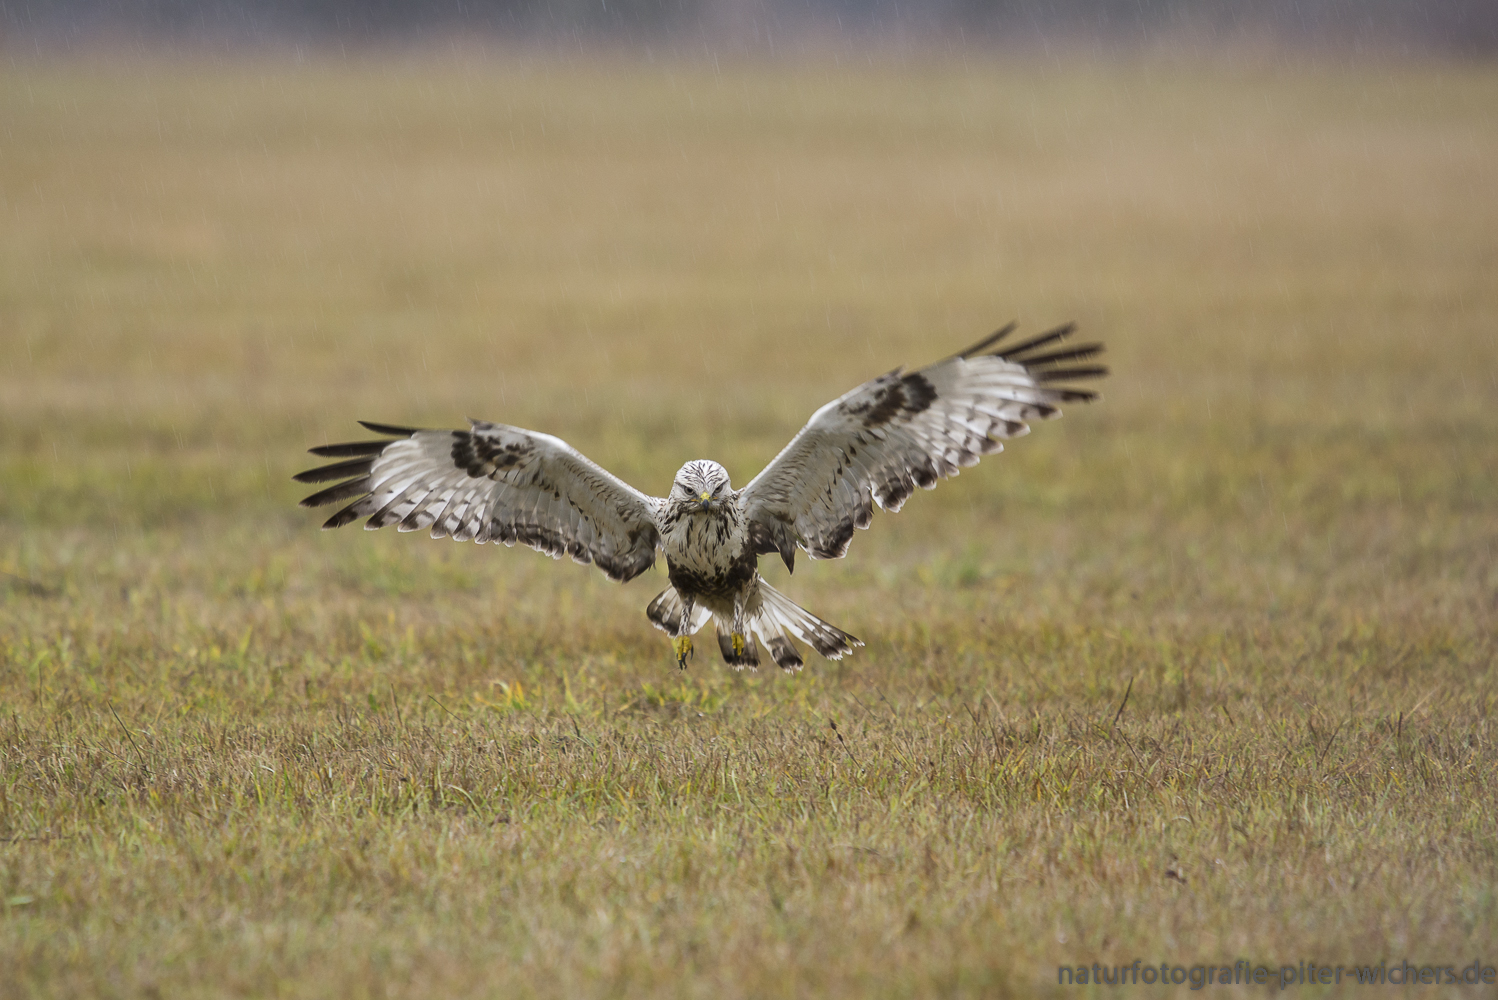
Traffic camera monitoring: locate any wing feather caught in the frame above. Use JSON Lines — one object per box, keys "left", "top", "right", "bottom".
{"left": 297, "top": 421, "right": 662, "bottom": 582}
{"left": 739, "top": 323, "right": 1105, "bottom": 566}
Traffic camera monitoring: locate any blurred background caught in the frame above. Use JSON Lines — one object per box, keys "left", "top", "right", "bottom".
{"left": 4, "top": 0, "right": 1498, "bottom": 52}
{"left": 2, "top": 5, "right": 1496, "bottom": 992}
{"left": 1, "top": 3, "right": 1494, "bottom": 636}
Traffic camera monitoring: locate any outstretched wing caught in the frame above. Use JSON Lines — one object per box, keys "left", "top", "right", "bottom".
{"left": 295, "top": 420, "right": 662, "bottom": 583}
{"left": 738, "top": 323, "right": 1105, "bottom": 569}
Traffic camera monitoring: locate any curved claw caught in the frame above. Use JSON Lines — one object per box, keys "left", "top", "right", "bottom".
{"left": 673, "top": 635, "right": 694, "bottom": 670}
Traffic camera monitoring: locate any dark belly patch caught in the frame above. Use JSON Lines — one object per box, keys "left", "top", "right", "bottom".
{"left": 668, "top": 546, "right": 757, "bottom": 601}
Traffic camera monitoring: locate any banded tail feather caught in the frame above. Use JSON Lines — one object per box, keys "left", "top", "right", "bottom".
{"left": 645, "top": 581, "right": 861, "bottom": 673}
{"left": 752, "top": 580, "right": 862, "bottom": 669}
{"left": 645, "top": 587, "right": 712, "bottom": 637}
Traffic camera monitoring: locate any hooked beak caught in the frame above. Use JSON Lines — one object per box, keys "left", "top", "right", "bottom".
{"left": 696, "top": 492, "right": 714, "bottom": 513}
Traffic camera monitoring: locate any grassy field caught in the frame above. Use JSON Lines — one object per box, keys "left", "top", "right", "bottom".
{"left": 2, "top": 48, "right": 1497, "bottom": 997}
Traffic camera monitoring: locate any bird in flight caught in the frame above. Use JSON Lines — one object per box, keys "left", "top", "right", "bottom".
{"left": 295, "top": 323, "right": 1105, "bottom": 671}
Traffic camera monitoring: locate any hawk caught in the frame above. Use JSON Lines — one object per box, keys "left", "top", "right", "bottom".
{"left": 295, "top": 323, "right": 1105, "bottom": 671}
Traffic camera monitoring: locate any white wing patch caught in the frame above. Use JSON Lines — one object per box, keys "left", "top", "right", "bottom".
{"left": 738, "top": 324, "right": 1105, "bottom": 567}
{"left": 296, "top": 421, "right": 663, "bottom": 583}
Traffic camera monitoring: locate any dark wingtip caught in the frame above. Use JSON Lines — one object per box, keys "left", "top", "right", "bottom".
{"left": 292, "top": 457, "right": 376, "bottom": 484}
{"left": 356, "top": 420, "right": 421, "bottom": 437}
{"left": 998, "top": 322, "right": 1078, "bottom": 361}
{"left": 299, "top": 477, "right": 372, "bottom": 509}
{"left": 1035, "top": 364, "right": 1110, "bottom": 384}
{"left": 1019, "top": 342, "right": 1106, "bottom": 368}
{"left": 305, "top": 423, "right": 415, "bottom": 459}
{"left": 308, "top": 439, "right": 391, "bottom": 458}
{"left": 321, "top": 504, "right": 367, "bottom": 529}
{"left": 951, "top": 321, "right": 1018, "bottom": 361}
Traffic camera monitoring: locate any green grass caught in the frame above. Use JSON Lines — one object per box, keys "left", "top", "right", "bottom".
{"left": 2, "top": 49, "right": 1497, "bottom": 998}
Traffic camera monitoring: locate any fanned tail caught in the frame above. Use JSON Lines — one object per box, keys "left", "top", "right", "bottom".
{"left": 645, "top": 588, "right": 711, "bottom": 636}
{"left": 645, "top": 582, "right": 862, "bottom": 673}
{"left": 715, "top": 623, "right": 760, "bottom": 669}
{"left": 749, "top": 581, "right": 863, "bottom": 672}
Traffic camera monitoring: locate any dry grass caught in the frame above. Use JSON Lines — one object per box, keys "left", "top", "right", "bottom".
{"left": 2, "top": 49, "right": 1497, "bottom": 998}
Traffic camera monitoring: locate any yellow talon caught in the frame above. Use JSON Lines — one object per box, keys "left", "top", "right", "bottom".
{"left": 673, "top": 635, "right": 693, "bottom": 668}
{"left": 731, "top": 632, "right": 746, "bottom": 656}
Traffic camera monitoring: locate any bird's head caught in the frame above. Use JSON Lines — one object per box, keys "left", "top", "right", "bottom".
{"left": 669, "top": 460, "right": 733, "bottom": 516}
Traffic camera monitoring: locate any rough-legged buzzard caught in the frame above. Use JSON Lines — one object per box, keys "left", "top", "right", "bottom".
{"left": 296, "top": 323, "right": 1105, "bottom": 671}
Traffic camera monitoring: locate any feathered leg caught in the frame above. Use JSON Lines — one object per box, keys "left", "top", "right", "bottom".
{"left": 646, "top": 587, "right": 704, "bottom": 670}
{"left": 730, "top": 595, "right": 748, "bottom": 661}
{"left": 680, "top": 598, "right": 695, "bottom": 667}
{"left": 715, "top": 596, "right": 761, "bottom": 670}
{"left": 673, "top": 594, "right": 696, "bottom": 669}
